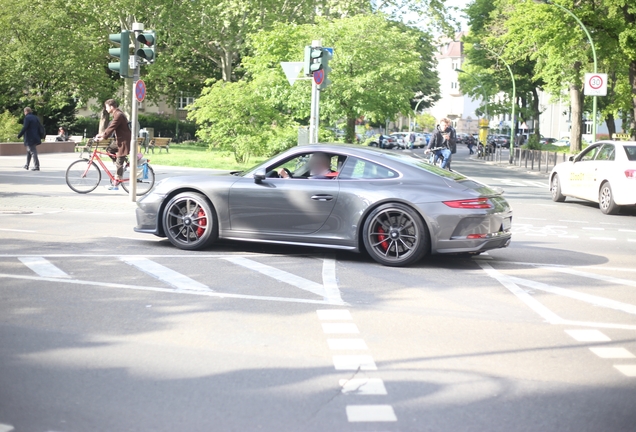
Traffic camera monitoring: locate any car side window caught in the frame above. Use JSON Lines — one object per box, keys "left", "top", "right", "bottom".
{"left": 623, "top": 145, "right": 636, "bottom": 161}
{"left": 339, "top": 157, "right": 399, "bottom": 180}
{"left": 595, "top": 144, "right": 615, "bottom": 161}
{"left": 578, "top": 145, "right": 601, "bottom": 162}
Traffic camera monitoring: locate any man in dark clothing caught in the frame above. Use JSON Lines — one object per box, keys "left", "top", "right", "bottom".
{"left": 425, "top": 118, "right": 456, "bottom": 169}
{"left": 17, "top": 107, "right": 44, "bottom": 171}
{"left": 96, "top": 99, "right": 131, "bottom": 190}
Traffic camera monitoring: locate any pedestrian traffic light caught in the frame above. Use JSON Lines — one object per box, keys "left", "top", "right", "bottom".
{"left": 108, "top": 31, "right": 131, "bottom": 78}
{"left": 136, "top": 31, "right": 156, "bottom": 64}
{"left": 304, "top": 46, "right": 324, "bottom": 76}
{"left": 318, "top": 48, "right": 333, "bottom": 91}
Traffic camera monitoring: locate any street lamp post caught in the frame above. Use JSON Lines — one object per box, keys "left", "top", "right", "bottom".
{"left": 533, "top": 0, "right": 598, "bottom": 143}
{"left": 474, "top": 44, "right": 516, "bottom": 163}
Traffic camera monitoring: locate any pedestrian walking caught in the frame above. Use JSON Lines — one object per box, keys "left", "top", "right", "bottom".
{"left": 95, "top": 99, "right": 131, "bottom": 191}
{"left": 17, "top": 107, "right": 45, "bottom": 171}
{"left": 409, "top": 132, "right": 416, "bottom": 149}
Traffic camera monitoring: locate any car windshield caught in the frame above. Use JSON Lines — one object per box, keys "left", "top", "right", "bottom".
{"left": 380, "top": 152, "right": 467, "bottom": 181}
{"left": 624, "top": 145, "right": 636, "bottom": 161}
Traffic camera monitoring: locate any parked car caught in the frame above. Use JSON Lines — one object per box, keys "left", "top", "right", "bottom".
{"left": 550, "top": 140, "right": 636, "bottom": 214}
{"left": 135, "top": 144, "right": 513, "bottom": 266}
{"left": 390, "top": 132, "right": 410, "bottom": 149}
{"left": 540, "top": 137, "right": 557, "bottom": 145}
{"left": 368, "top": 134, "right": 398, "bottom": 149}
{"left": 553, "top": 138, "right": 570, "bottom": 147}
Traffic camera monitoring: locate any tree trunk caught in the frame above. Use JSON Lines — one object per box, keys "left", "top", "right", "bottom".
{"left": 345, "top": 116, "right": 356, "bottom": 144}
{"left": 221, "top": 49, "right": 234, "bottom": 82}
{"left": 569, "top": 62, "right": 583, "bottom": 153}
{"left": 605, "top": 112, "right": 616, "bottom": 138}
{"left": 531, "top": 87, "right": 541, "bottom": 139}
{"left": 99, "top": 106, "right": 109, "bottom": 134}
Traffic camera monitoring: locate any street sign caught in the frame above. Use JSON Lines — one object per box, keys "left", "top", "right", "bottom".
{"left": 135, "top": 80, "right": 146, "bottom": 102}
{"left": 280, "top": 62, "right": 304, "bottom": 86}
{"left": 584, "top": 73, "right": 607, "bottom": 96}
{"left": 314, "top": 69, "right": 325, "bottom": 85}
{"left": 324, "top": 47, "right": 334, "bottom": 56}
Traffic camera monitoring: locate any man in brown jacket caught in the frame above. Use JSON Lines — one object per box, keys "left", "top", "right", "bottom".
{"left": 96, "top": 99, "right": 131, "bottom": 190}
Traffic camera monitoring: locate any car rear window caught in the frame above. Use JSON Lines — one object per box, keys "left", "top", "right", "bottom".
{"left": 624, "top": 145, "right": 636, "bottom": 161}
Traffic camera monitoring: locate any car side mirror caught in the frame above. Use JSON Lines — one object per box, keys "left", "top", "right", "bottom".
{"left": 569, "top": 156, "right": 574, "bottom": 162}
{"left": 254, "top": 170, "right": 267, "bottom": 184}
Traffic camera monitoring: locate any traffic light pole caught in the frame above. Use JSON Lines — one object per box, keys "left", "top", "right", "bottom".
{"left": 129, "top": 22, "right": 144, "bottom": 202}
{"left": 308, "top": 40, "right": 321, "bottom": 144}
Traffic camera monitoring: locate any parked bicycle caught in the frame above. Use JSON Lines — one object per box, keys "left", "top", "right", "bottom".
{"left": 65, "top": 138, "right": 155, "bottom": 195}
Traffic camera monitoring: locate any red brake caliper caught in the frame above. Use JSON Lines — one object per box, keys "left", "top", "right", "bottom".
{"left": 377, "top": 226, "right": 389, "bottom": 251}
{"left": 196, "top": 208, "right": 207, "bottom": 237}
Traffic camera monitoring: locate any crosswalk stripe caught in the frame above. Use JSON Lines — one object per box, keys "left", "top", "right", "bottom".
{"left": 121, "top": 256, "right": 211, "bottom": 291}
{"left": 18, "top": 256, "right": 69, "bottom": 278}
{"left": 0, "top": 424, "right": 15, "bottom": 432}
{"left": 346, "top": 405, "right": 396, "bottom": 422}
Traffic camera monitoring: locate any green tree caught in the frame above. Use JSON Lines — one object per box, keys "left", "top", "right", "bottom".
{"left": 0, "top": 111, "right": 22, "bottom": 142}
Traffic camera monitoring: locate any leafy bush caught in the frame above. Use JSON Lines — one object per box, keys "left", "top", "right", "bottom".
{"left": 523, "top": 134, "right": 542, "bottom": 150}
{"left": 138, "top": 114, "right": 197, "bottom": 142}
{"left": 70, "top": 116, "right": 99, "bottom": 137}
{"left": 0, "top": 111, "right": 23, "bottom": 142}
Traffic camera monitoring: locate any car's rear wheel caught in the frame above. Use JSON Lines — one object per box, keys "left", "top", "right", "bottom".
{"left": 599, "top": 182, "right": 621, "bottom": 215}
{"left": 363, "top": 203, "right": 428, "bottom": 267}
{"left": 163, "top": 192, "right": 218, "bottom": 250}
{"left": 550, "top": 174, "right": 566, "bottom": 202}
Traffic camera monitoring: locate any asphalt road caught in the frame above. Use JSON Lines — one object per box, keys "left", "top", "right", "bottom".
{"left": 0, "top": 149, "right": 635, "bottom": 432}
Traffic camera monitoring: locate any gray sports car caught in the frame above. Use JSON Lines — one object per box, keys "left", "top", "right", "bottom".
{"left": 134, "top": 144, "right": 512, "bottom": 266}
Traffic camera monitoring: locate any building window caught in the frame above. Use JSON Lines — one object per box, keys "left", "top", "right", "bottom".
{"left": 178, "top": 96, "right": 196, "bottom": 110}
{"left": 451, "top": 82, "right": 458, "bottom": 89}
{"left": 451, "top": 60, "right": 460, "bottom": 70}
{"left": 585, "top": 121, "right": 592, "bottom": 134}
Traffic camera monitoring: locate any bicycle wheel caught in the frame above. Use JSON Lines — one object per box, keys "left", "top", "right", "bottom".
{"left": 121, "top": 163, "right": 155, "bottom": 196}
{"left": 66, "top": 159, "right": 101, "bottom": 194}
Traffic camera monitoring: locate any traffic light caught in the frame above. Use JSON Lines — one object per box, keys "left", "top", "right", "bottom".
{"left": 136, "top": 31, "right": 156, "bottom": 64}
{"left": 318, "top": 48, "right": 332, "bottom": 91}
{"left": 304, "top": 46, "right": 324, "bottom": 76}
{"left": 108, "top": 31, "right": 131, "bottom": 78}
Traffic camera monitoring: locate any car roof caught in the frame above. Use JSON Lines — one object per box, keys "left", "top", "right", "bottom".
{"left": 592, "top": 140, "right": 636, "bottom": 146}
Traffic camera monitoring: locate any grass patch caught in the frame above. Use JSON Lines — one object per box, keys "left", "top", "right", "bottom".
{"left": 144, "top": 144, "right": 268, "bottom": 170}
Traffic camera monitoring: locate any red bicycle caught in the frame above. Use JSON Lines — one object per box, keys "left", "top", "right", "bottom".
{"left": 65, "top": 138, "right": 155, "bottom": 195}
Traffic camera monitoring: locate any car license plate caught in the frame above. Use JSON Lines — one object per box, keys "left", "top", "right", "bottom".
{"left": 502, "top": 218, "right": 511, "bottom": 231}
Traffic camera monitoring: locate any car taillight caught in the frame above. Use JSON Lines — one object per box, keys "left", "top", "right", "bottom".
{"left": 625, "top": 169, "right": 636, "bottom": 179}
{"left": 467, "top": 233, "right": 488, "bottom": 239}
{"left": 443, "top": 197, "right": 493, "bottom": 209}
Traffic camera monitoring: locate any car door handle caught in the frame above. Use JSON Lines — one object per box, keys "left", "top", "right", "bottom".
{"left": 311, "top": 194, "right": 333, "bottom": 201}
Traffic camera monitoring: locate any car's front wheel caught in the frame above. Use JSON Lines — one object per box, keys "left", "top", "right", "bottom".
{"left": 362, "top": 203, "right": 429, "bottom": 267}
{"left": 163, "top": 192, "right": 218, "bottom": 250}
{"left": 550, "top": 174, "right": 566, "bottom": 202}
{"left": 599, "top": 182, "right": 621, "bottom": 215}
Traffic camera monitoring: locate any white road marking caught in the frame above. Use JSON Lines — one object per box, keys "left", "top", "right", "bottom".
{"left": 0, "top": 228, "right": 37, "bottom": 233}
{"left": 18, "top": 257, "right": 69, "bottom": 278}
{"left": 541, "top": 266, "right": 636, "bottom": 288}
{"left": 583, "top": 227, "right": 604, "bottom": 231}
{"left": 103, "top": 235, "right": 161, "bottom": 242}
{"left": 559, "top": 220, "right": 588, "bottom": 223}
{"left": 546, "top": 225, "right": 568, "bottom": 229}
{"left": 333, "top": 355, "right": 377, "bottom": 370}
{"left": 0, "top": 424, "right": 15, "bottom": 432}
{"left": 614, "top": 365, "right": 636, "bottom": 377}
{"left": 0, "top": 272, "right": 335, "bottom": 305}
{"left": 524, "top": 180, "right": 548, "bottom": 188}
{"left": 589, "top": 347, "right": 635, "bottom": 359}
{"left": 629, "top": 239, "right": 636, "bottom": 243}
{"left": 322, "top": 323, "right": 359, "bottom": 334}
{"left": 517, "top": 217, "right": 547, "bottom": 221}
{"left": 558, "top": 235, "right": 579, "bottom": 239}
{"left": 327, "top": 339, "right": 368, "bottom": 350}
{"left": 317, "top": 309, "right": 352, "bottom": 320}
{"left": 224, "top": 256, "right": 326, "bottom": 298}
{"left": 565, "top": 329, "right": 611, "bottom": 342}
{"left": 322, "top": 257, "right": 344, "bottom": 304}
{"left": 121, "top": 256, "right": 210, "bottom": 291}
{"left": 478, "top": 262, "right": 563, "bottom": 324}
{"left": 346, "top": 405, "right": 397, "bottom": 422}
{"left": 590, "top": 237, "right": 616, "bottom": 241}
{"left": 619, "top": 229, "right": 636, "bottom": 233}
{"left": 340, "top": 378, "right": 387, "bottom": 395}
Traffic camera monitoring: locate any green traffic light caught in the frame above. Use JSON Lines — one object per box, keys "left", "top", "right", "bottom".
{"left": 108, "top": 31, "right": 130, "bottom": 78}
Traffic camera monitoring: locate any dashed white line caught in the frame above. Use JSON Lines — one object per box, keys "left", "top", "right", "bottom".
{"left": 346, "top": 405, "right": 397, "bottom": 422}
{"left": 558, "top": 235, "right": 579, "bottom": 239}
{"left": 517, "top": 217, "right": 547, "bottom": 221}
{"left": 317, "top": 309, "right": 352, "bottom": 321}
{"left": 322, "top": 257, "right": 344, "bottom": 305}
{"left": 589, "top": 347, "right": 635, "bottom": 359}
{"left": 322, "top": 323, "right": 359, "bottom": 334}
{"left": 121, "top": 256, "right": 211, "bottom": 291}
{"left": 583, "top": 227, "right": 604, "bottom": 231}
{"left": 0, "top": 228, "right": 37, "bottom": 233}
{"left": 340, "top": 378, "right": 387, "bottom": 395}
{"left": 333, "top": 355, "right": 377, "bottom": 370}
{"left": 18, "top": 256, "right": 69, "bottom": 278}
{"left": 629, "top": 239, "right": 636, "bottom": 243}
{"left": 565, "top": 329, "right": 611, "bottom": 342}
{"left": 590, "top": 237, "right": 616, "bottom": 241}
{"left": 559, "top": 220, "right": 588, "bottom": 223}
{"left": 0, "top": 424, "right": 15, "bottom": 432}
{"left": 614, "top": 365, "right": 636, "bottom": 377}
{"left": 327, "top": 339, "right": 368, "bottom": 350}
{"left": 619, "top": 229, "right": 636, "bottom": 233}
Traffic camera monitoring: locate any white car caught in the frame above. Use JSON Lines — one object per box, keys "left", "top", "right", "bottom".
{"left": 390, "top": 132, "right": 423, "bottom": 149}
{"left": 549, "top": 140, "right": 636, "bottom": 214}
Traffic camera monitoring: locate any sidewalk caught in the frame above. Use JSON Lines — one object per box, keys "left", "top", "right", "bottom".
{"left": 469, "top": 154, "right": 551, "bottom": 178}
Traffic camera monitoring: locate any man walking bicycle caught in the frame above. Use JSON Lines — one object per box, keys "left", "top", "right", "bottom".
{"left": 18, "top": 107, "right": 44, "bottom": 171}
{"left": 95, "top": 99, "right": 131, "bottom": 191}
